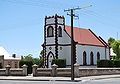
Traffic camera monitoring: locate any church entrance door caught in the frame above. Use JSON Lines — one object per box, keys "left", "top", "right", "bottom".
{"left": 47, "top": 51, "right": 54, "bottom": 68}
{"left": 48, "top": 55, "right": 54, "bottom": 68}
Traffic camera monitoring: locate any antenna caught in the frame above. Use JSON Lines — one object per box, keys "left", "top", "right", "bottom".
{"left": 117, "top": 32, "right": 118, "bottom": 40}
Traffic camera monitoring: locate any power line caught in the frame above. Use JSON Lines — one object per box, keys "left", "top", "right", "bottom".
{"left": 80, "top": 9, "right": 120, "bottom": 29}
{"left": 80, "top": 10, "right": 120, "bottom": 30}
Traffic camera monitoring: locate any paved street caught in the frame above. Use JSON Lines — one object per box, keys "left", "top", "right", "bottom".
{"left": 0, "top": 80, "right": 79, "bottom": 84}
{"left": 1, "top": 78, "right": 120, "bottom": 84}
{"left": 82, "top": 78, "right": 120, "bottom": 84}
{"left": 0, "top": 75, "right": 120, "bottom": 84}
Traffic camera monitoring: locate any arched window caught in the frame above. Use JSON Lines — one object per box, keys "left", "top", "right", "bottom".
{"left": 47, "top": 26, "right": 54, "bottom": 37}
{"left": 58, "top": 26, "right": 62, "bottom": 37}
{"left": 83, "top": 51, "right": 87, "bottom": 65}
{"left": 90, "top": 52, "right": 94, "bottom": 65}
{"left": 97, "top": 52, "right": 100, "bottom": 61}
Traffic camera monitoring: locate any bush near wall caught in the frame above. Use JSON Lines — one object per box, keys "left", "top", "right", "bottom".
{"left": 97, "top": 60, "right": 114, "bottom": 68}
{"left": 97, "top": 60, "right": 120, "bottom": 68}
{"left": 19, "top": 60, "right": 33, "bottom": 74}
{"left": 113, "top": 60, "right": 120, "bottom": 67}
{"left": 51, "top": 59, "right": 66, "bottom": 68}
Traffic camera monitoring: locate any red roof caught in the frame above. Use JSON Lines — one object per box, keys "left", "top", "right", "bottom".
{"left": 65, "top": 26, "right": 105, "bottom": 47}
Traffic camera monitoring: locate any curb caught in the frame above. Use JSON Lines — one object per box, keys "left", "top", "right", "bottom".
{"left": 92, "top": 76, "right": 120, "bottom": 80}
{"left": 0, "top": 75, "right": 120, "bottom": 82}
{"left": 0, "top": 76, "right": 81, "bottom": 82}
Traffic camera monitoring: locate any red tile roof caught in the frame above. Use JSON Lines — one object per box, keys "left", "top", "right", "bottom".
{"left": 65, "top": 26, "right": 105, "bottom": 47}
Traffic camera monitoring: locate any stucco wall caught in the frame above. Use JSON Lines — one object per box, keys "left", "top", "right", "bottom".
{"left": 76, "top": 45, "right": 109, "bottom": 65}
{"left": 34, "top": 67, "right": 120, "bottom": 77}
{"left": 58, "top": 27, "right": 71, "bottom": 44}
{"left": 46, "top": 46, "right": 55, "bottom": 56}
{"left": 46, "top": 17, "right": 55, "bottom": 24}
{"left": 58, "top": 46, "right": 71, "bottom": 65}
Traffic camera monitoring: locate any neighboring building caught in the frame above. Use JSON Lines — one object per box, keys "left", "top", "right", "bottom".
{"left": 42, "top": 15, "right": 110, "bottom": 68}
{"left": 0, "top": 47, "right": 21, "bottom": 68}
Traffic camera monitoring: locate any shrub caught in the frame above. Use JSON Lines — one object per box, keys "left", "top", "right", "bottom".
{"left": 97, "top": 60, "right": 114, "bottom": 68}
{"left": 19, "top": 60, "right": 33, "bottom": 74}
{"left": 113, "top": 60, "right": 120, "bottom": 67}
{"left": 51, "top": 59, "right": 66, "bottom": 68}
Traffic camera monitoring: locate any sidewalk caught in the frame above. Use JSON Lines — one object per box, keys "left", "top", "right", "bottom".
{"left": 0, "top": 74, "right": 120, "bottom": 82}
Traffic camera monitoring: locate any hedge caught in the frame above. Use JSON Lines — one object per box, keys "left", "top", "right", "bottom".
{"left": 51, "top": 59, "right": 66, "bottom": 68}
{"left": 19, "top": 60, "right": 33, "bottom": 74}
{"left": 97, "top": 60, "right": 114, "bottom": 68}
{"left": 113, "top": 60, "right": 120, "bottom": 67}
{"left": 97, "top": 60, "right": 120, "bottom": 68}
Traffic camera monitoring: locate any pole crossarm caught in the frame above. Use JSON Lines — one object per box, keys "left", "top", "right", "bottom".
{"left": 64, "top": 5, "right": 92, "bottom": 12}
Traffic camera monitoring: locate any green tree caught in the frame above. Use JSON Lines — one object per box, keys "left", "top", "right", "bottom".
{"left": 23, "top": 54, "right": 33, "bottom": 61}
{"left": 33, "top": 58, "right": 40, "bottom": 65}
{"left": 39, "top": 50, "right": 43, "bottom": 58}
{"left": 108, "top": 37, "right": 115, "bottom": 47}
{"left": 112, "top": 40, "right": 120, "bottom": 59}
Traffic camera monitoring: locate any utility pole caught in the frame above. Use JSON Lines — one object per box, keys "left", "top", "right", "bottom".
{"left": 64, "top": 5, "right": 92, "bottom": 81}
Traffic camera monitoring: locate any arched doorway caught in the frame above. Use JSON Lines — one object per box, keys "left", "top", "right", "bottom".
{"left": 97, "top": 52, "right": 100, "bottom": 61}
{"left": 83, "top": 51, "right": 87, "bottom": 65}
{"left": 47, "top": 51, "right": 54, "bottom": 68}
{"left": 90, "top": 52, "right": 94, "bottom": 65}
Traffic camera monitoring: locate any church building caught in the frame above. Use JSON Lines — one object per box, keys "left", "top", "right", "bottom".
{"left": 42, "top": 14, "right": 110, "bottom": 68}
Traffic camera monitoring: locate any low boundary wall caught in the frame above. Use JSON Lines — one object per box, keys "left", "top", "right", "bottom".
{"left": 0, "top": 64, "right": 28, "bottom": 76}
{"left": 32, "top": 64, "right": 120, "bottom": 77}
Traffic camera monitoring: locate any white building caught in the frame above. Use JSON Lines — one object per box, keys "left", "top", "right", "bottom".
{"left": 42, "top": 15, "right": 110, "bottom": 68}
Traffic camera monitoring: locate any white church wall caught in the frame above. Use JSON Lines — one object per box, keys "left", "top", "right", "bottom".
{"left": 46, "top": 46, "right": 55, "bottom": 56}
{"left": 46, "top": 17, "right": 55, "bottom": 24}
{"left": 46, "top": 25, "right": 55, "bottom": 44}
{"left": 46, "top": 37, "right": 55, "bottom": 44}
{"left": 57, "top": 18, "right": 64, "bottom": 24}
{"left": 76, "top": 45, "right": 107, "bottom": 65}
{"left": 58, "top": 46, "right": 71, "bottom": 65}
{"left": 106, "top": 48, "right": 110, "bottom": 60}
{"left": 58, "top": 28, "right": 71, "bottom": 44}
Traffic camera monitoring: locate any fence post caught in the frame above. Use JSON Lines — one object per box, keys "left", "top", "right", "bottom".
{"left": 22, "top": 64, "right": 28, "bottom": 76}
{"left": 32, "top": 64, "right": 38, "bottom": 76}
{"left": 51, "top": 64, "right": 58, "bottom": 77}
{"left": 74, "top": 63, "right": 80, "bottom": 77}
{"left": 5, "top": 65, "right": 11, "bottom": 76}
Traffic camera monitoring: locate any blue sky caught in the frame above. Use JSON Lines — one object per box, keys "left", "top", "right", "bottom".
{"left": 0, "top": 0, "right": 120, "bottom": 58}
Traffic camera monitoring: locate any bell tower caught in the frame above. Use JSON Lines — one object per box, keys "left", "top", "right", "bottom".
{"left": 43, "top": 14, "right": 65, "bottom": 67}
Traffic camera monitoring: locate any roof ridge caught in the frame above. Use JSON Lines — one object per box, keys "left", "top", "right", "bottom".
{"left": 99, "top": 36, "right": 109, "bottom": 47}
{"left": 88, "top": 29, "right": 105, "bottom": 47}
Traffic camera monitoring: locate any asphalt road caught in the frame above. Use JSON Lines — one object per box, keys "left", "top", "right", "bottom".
{"left": 1, "top": 78, "right": 120, "bottom": 84}
{"left": 82, "top": 78, "right": 120, "bottom": 84}
{"left": 0, "top": 80, "right": 79, "bottom": 84}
